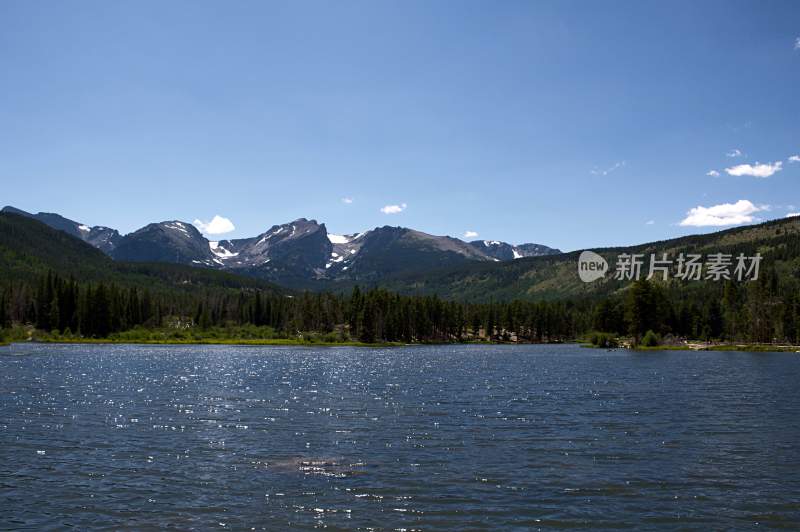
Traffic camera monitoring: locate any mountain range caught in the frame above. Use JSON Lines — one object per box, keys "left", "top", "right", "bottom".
{"left": 2, "top": 206, "right": 560, "bottom": 289}
{"left": 2, "top": 206, "right": 799, "bottom": 304}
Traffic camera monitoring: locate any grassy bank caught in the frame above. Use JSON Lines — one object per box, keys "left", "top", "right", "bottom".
{"left": 33, "top": 337, "right": 403, "bottom": 348}
{"left": 0, "top": 324, "right": 571, "bottom": 348}
{"left": 0, "top": 325, "right": 409, "bottom": 348}
{"left": 7, "top": 323, "right": 798, "bottom": 351}
{"left": 8, "top": 338, "right": 798, "bottom": 351}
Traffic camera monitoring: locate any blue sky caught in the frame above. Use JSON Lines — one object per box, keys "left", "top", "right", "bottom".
{"left": 1, "top": 0, "right": 798, "bottom": 251}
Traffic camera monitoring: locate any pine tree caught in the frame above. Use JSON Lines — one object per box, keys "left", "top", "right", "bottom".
{"left": 48, "top": 294, "right": 60, "bottom": 333}
{"left": 92, "top": 284, "right": 112, "bottom": 338}
{"left": 625, "top": 280, "right": 656, "bottom": 343}
{"left": 0, "top": 289, "right": 9, "bottom": 329}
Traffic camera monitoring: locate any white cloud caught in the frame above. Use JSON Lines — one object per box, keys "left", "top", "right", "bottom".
{"left": 590, "top": 160, "right": 626, "bottom": 176}
{"left": 795, "top": 37, "right": 800, "bottom": 50}
{"left": 789, "top": 155, "right": 800, "bottom": 163}
{"left": 464, "top": 230, "right": 479, "bottom": 238}
{"left": 679, "top": 200, "right": 766, "bottom": 227}
{"left": 380, "top": 203, "right": 407, "bottom": 214}
{"left": 725, "top": 161, "right": 782, "bottom": 178}
{"left": 341, "top": 197, "right": 354, "bottom": 204}
{"left": 787, "top": 213, "right": 800, "bottom": 218}
{"left": 193, "top": 215, "right": 235, "bottom": 235}
{"left": 726, "top": 148, "right": 743, "bottom": 158}
{"left": 645, "top": 220, "right": 655, "bottom": 225}
{"left": 706, "top": 170, "right": 720, "bottom": 177}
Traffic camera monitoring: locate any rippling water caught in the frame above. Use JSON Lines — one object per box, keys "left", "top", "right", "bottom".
{"left": 1, "top": 343, "right": 799, "bottom": 530}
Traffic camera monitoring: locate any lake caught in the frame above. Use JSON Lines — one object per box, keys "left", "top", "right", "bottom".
{"left": 1, "top": 343, "right": 799, "bottom": 530}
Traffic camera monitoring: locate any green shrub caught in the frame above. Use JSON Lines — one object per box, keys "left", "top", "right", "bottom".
{"left": 641, "top": 329, "right": 661, "bottom": 347}
{"left": 321, "top": 331, "right": 340, "bottom": 343}
{"left": 589, "top": 331, "right": 618, "bottom": 348}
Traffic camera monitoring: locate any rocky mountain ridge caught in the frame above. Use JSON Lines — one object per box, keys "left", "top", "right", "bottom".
{"left": 1, "top": 206, "right": 560, "bottom": 288}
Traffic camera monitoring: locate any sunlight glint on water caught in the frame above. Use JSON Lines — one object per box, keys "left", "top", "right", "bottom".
{"left": 1, "top": 343, "right": 799, "bottom": 529}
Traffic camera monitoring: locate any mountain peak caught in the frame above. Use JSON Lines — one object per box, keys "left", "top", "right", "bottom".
{"left": 157, "top": 220, "right": 204, "bottom": 238}
{"left": 111, "top": 220, "right": 215, "bottom": 266}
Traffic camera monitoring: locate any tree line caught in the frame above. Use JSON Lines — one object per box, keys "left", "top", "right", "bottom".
{"left": 594, "top": 263, "right": 800, "bottom": 344}
{"left": 1, "top": 262, "right": 799, "bottom": 344}
{"left": 0, "top": 271, "right": 586, "bottom": 343}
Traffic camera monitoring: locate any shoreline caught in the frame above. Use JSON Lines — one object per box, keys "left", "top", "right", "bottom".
{"left": 3, "top": 338, "right": 800, "bottom": 352}
{"left": 583, "top": 343, "right": 800, "bottom": 353}
{"left": 1, "top": 338, "right": 563, "bottom": 348}
{"left": 632, "top": 343, "right": 800, "bottom": 353}
{"left": 3, "top": 338, "right": 405, "bottom": 348}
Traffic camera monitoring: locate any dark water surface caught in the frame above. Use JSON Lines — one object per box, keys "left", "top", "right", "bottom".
{"left": 1, "top": 343, "right": 799, "bottom": 530}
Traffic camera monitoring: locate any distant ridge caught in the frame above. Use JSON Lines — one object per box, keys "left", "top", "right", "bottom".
{"left": 374, "top": 215, "right": 800, "bottom": 301}
{"left": 1, "top": 206, "right": 121, "bottom": 254}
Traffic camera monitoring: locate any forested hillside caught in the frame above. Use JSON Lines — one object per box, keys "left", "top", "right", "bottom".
{"left": 374, "top": 216, "right": 800, "bottom": 302}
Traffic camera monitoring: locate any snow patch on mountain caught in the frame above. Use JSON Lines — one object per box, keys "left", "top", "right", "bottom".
{"left": 209, "top": 241, "right": 238, "bottom": 259}
{"left": 328, "top": 233, "right": 351, "bottom": 244}
{"left": 257, "top": 226, "right": 285, "bottom": 245}
{"left": 165, "top": 222, "right": 191, "bottom": 236}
